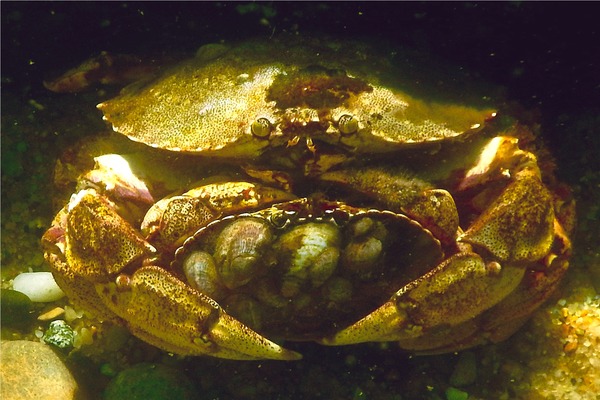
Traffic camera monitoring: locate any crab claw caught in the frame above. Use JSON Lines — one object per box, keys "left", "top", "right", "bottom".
{"left": 46, "top": 187, "right": 299, "bottom": 360}
{"left": 64, "top": 189, "right": 156, "bottom": 279}
{"left": 461, "top": 168, "right": 555, "bottom": 262}
{"left": 321, "top": 252, "right": 524, "bottom": 346}
{"left": 82, "top": 154, "right": 155, "bottom": 207}
{"left": 97, "top": 266, "right": 301, "bottom": 360}
{"left": 481, "top": 220, "right": 572, "bottom": 342}
{"left": 320, "top": 167, "right": 459, "bottom": 242}
{"left": 142, "top": 181, "right": 296, "bottom": 251}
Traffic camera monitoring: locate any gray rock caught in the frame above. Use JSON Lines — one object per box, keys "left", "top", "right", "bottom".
{"left": 0, "top": 289, "right": 34, "bottom": 330}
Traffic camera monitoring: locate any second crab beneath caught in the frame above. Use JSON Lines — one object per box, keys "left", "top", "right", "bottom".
{"left": 177, "top": 198, "right": 444, "bottom": 341}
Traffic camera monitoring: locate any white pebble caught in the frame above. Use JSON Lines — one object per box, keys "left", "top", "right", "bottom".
{"left": 12, "top": 272, "right": 65, "bottom": 302}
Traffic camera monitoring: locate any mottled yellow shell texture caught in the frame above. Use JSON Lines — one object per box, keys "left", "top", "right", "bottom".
{"left": 98, "top": 37, "right": 495, "bottom": 158}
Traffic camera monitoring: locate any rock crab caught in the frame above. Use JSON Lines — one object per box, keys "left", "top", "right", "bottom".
{"left": 42, "top": 37, "right": 573, "bottom": 360}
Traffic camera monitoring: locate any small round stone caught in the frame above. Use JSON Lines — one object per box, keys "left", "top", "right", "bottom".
{"left": 12, "top": 272, "right": 65, "bottom": 302}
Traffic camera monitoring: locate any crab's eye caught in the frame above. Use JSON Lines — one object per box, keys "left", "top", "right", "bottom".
{"left": 338, "top": 114, "right": 359, "bottom": 135}
{"left": 251, "top": 118, "right": 273, "bottom": 138}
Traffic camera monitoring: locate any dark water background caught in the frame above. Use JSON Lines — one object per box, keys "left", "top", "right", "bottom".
{"left": 2, "top": 2, "right": 599, "bottom": 399}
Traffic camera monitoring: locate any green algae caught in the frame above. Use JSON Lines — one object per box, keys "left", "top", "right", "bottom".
{"left": 104, "top": 363, "right": 196, "bottom": 400}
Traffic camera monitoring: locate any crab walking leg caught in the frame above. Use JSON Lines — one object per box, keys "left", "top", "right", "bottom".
{"left": 480, "top": 221, "right": 572, "bottom": 342}
{"left": 321, "top": 252, "right": 525, "bottom": 345}
{"left": 323, "top": 153, "right": 560, "bottom": 347}
{"left": 96, "top": 266, "right": 301, "bottom": 360}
